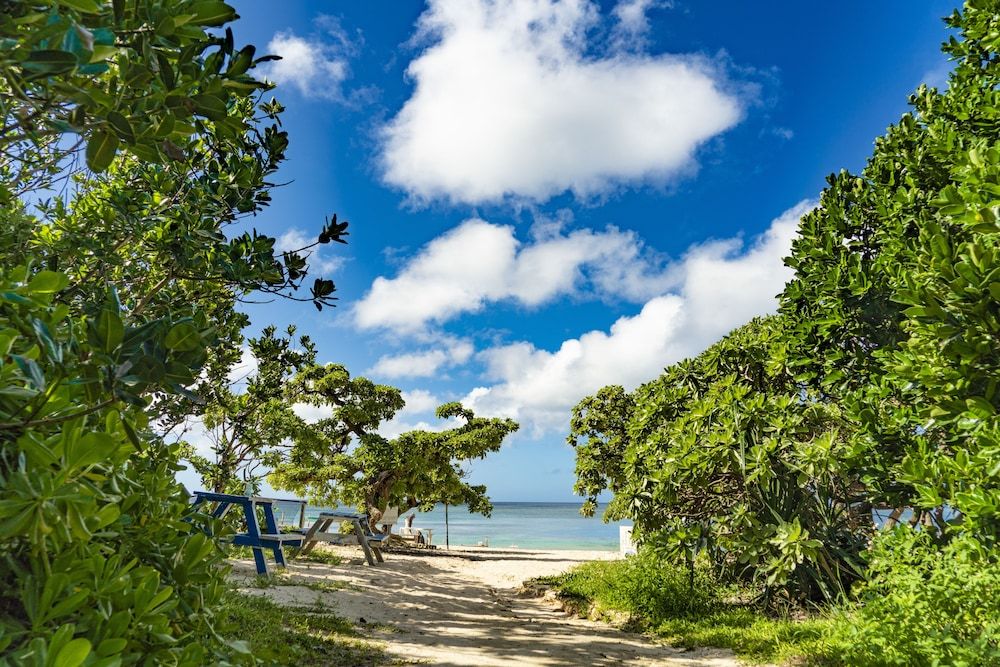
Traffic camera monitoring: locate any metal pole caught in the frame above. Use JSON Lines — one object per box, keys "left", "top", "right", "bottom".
{"left": 445, "top": 502, "right": 450, "bottom": 550}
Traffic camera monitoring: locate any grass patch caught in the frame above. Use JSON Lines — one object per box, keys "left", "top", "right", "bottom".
{"left": 297, "top": 549, "right": 346, "bottom": 567}
{"left": 221, "top": 591, "right": 385, "bottom": 666}
{"left": 532, "top": 555, "right": 833, "bottom": 665}
{"left": 303, "top": 579, "right": 354, "bottom": 592}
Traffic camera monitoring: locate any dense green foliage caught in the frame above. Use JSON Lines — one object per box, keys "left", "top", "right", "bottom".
{"left": 0, "top": 1, "right": 346, "bottom": 663}
{"left": 570, "top": 7, "right": 1000, "bottom": 657}
{"left": 536, "top": 552, "right": 830, "bottom": 665}
{"left": 573, "top": 318, "right": 869, "bottom": 600}
{"left": 269, "top": 362, "right": 519, "bottom": 520}
{"left": 823, "top": 527, "right": 1000, "bottom": 666}
{"left": 187, "top": 326, "right": 318, "bottom": 493}
{"left": 780, "top": 0, "right": 1000, "bottom": 540}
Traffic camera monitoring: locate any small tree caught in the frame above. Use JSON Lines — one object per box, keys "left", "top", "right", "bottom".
{"left": 269, "top": 364, "right": 519, "bottom": 522}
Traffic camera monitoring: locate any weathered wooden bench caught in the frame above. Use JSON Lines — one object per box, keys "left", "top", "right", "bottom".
{"left": 295, "top": 511, "right": 389, "bottom": 566}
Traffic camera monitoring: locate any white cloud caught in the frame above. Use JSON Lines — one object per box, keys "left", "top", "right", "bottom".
{"left": 462, "top": 201, "right": 814, "bottom": 432}
{"left": 611, "top": 0, "right": 671, "bottom": 50}
{"left": 354, "top": 219, "right": 674, "bottom": 332}
{"left": 226, "top": 346, "right": 258, "bottom": 387}
{"left": 401, "top": 389, "right": 441, "bottom": 414}
{"left": 380, "top": 0, "right": 743, "bottom": 204}
{"left": 276, "top": 228, "right": 344, "bottom": 274}
{"left": 369, "top": 338, "right": 473, "bottom": 378}
{"left": 262, "top": 16, "right": 367, "bottom": 102}
{"left": 291, "top": 388, "right": 448, "bottom": 440}
{"left": 379, "top": 417, "right": 459, "bottom": 441}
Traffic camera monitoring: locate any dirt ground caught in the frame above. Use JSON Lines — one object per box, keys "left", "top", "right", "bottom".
{"left": 233, "top": 545, "right": 740, "bottom": 667}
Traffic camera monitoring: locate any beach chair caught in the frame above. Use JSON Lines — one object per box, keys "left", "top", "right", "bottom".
{"left": 398, "top": 513, "right": 433, "bottom": 546}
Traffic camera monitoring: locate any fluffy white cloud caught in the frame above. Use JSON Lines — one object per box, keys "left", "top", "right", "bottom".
{"left": 380, "top": 0, "right": 743, "bottom": 204}
{"left": 611, "top": 0, "right": 670, "bottom": 50}
{"left": 354, "top": 219, "right": 674, "bottom": 332}
{"left": 400, "top": 389, "right": 441, "bottom": 413}
{"left": 369, "top": 339, "right": 473, "bottom": 378}
{"left": 276, "top": 228, "right": 344, "bottom": 274}
{"left": 226, "top": 346, "right": 258, "bottom": 387}
{"left": 263, "top": 17, "right": 363, "bottom": 101}
{"left": 291, "top": 389, "right": 442, "bottom": 434}
{"left": 462, "top": 201, "right": 814, "bottom": 431}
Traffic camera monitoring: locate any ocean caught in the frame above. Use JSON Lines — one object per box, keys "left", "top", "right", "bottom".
{"left": 271, "top": 501, "right": 630, "bottom": 551}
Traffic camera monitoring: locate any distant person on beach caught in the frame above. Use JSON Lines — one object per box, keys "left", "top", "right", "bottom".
{"left": 404, "top": 514, "right": 426, "bottom": 545}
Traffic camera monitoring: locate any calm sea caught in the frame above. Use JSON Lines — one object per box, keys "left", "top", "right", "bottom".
{"left": 271, "top": 501, "right": 630, "bottom": 551}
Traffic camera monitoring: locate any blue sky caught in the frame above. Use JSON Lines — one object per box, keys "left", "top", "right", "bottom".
{"left": 183, "top": 1, "right": 958, "bottom": 502}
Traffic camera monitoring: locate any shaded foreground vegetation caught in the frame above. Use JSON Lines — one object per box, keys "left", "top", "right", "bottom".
{"left": 531, "top": 552, "right": 831, "bottom": 665}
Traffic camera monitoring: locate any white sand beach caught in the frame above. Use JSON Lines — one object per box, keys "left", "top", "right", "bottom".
{"left": 232, "top": 545, "right": 739, "bottom": 667}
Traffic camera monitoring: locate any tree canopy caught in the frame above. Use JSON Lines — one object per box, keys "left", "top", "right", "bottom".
{"left": 571, "top": 0, "right": 1000, "bottom": 602}
{"left": 0, "top": 1, "right": 347, "bottom": 662}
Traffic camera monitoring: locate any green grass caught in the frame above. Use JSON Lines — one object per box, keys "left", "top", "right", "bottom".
{"left": 220, "top": 591, "right": 386, "bottom": 666}
{"left": 297, "top": 549, "right": 346, "bottom": 566}
{"left": 532, "top": 556, "right": 834, "bottom": 665}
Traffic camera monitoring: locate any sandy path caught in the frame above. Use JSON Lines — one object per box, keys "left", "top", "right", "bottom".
{"left": 234, "top": 545, "right": 739, "bottom": 667}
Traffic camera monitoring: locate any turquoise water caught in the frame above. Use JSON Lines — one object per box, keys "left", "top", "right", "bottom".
{"left": 272, "top": 501, "right": 630, "bottom": 551}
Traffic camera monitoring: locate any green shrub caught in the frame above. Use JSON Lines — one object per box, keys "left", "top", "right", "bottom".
{"left": 0, "top": 1, "right": 332, "bottom": 664}
{"left": 823, "top": 528, "right": 1000, "bottom": 666}
{"left": 220, "top": 591, "right": 383, "bottom": 666}
{"left": 541, "top": 551, "right": 830, "bottom": 665}
{"left": 547, "top": 550, "right": 733, "bottom": 621}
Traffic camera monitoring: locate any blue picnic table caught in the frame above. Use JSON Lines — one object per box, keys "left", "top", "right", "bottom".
{"left": 191, "top": 491, "right": 304, "bottom": 575}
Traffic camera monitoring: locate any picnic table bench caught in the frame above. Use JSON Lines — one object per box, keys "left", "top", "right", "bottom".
{"left": 191, "top": 491, "right": 303, "bottom": 575}
{"left": 296, "top": 510, "right": 389, "bottom": 566}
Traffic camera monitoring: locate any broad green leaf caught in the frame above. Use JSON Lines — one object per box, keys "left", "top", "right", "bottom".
{"left": 57, "top": 0, "right": 103, "bottom": 12}
{"left": 190, "top": 94, "right": 228, "bottom": 121}
{"left": 21, "top": 50, "right": 78, "bottom": 75}
{"left": 164, "top": 322, "right": 200, "bottom": 351}
{"left": 12, "top": 355, "right": 45, "bottom": 390}
{"left": 187, "top": 1, "right": 236, "bottom": 27}
{"left": 86, "top": 130, "right": 119, "bottom": 172}
{"left": 107, "top": 111, "right": 135, "bottom": 143}
{"left": 96, "top": 309, "right": 124, "bottom": 353}
{"left": 53, "top": 638, "right": 91, "bottom": 667}
{"left": 26, "top": 271, "right": 69, "bottom": 294}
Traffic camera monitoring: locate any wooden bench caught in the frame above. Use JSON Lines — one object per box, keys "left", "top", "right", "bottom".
{"left": 295, "top": 511, "right": 388, "bottom": 565}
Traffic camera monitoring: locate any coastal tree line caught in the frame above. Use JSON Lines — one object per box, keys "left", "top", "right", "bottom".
{"left": 569, "top": 1, "right": 1000, "bottom": 662}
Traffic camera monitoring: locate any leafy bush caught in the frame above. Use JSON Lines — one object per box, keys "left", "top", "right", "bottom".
{"left": 571, "top": 0, "right": 1000, "bottom": 605}
{"left": 550, "top": 550, "right": 720, "bottom": 620}
{"left": 823, "top": 529, "right": 1000, "bottom": 666}
{"left": 0, "top": 267, "right": 238, "bottom": 664}
{"left": 0, "top": 1, "right": 343, "bottom": 663}
{"left": 572, "top": 318, "right": 870, "bottom": 601}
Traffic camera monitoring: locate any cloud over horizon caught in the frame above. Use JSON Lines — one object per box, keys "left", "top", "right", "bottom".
{"left": 380, "top": 0, "right": 744, "bottom": 204}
